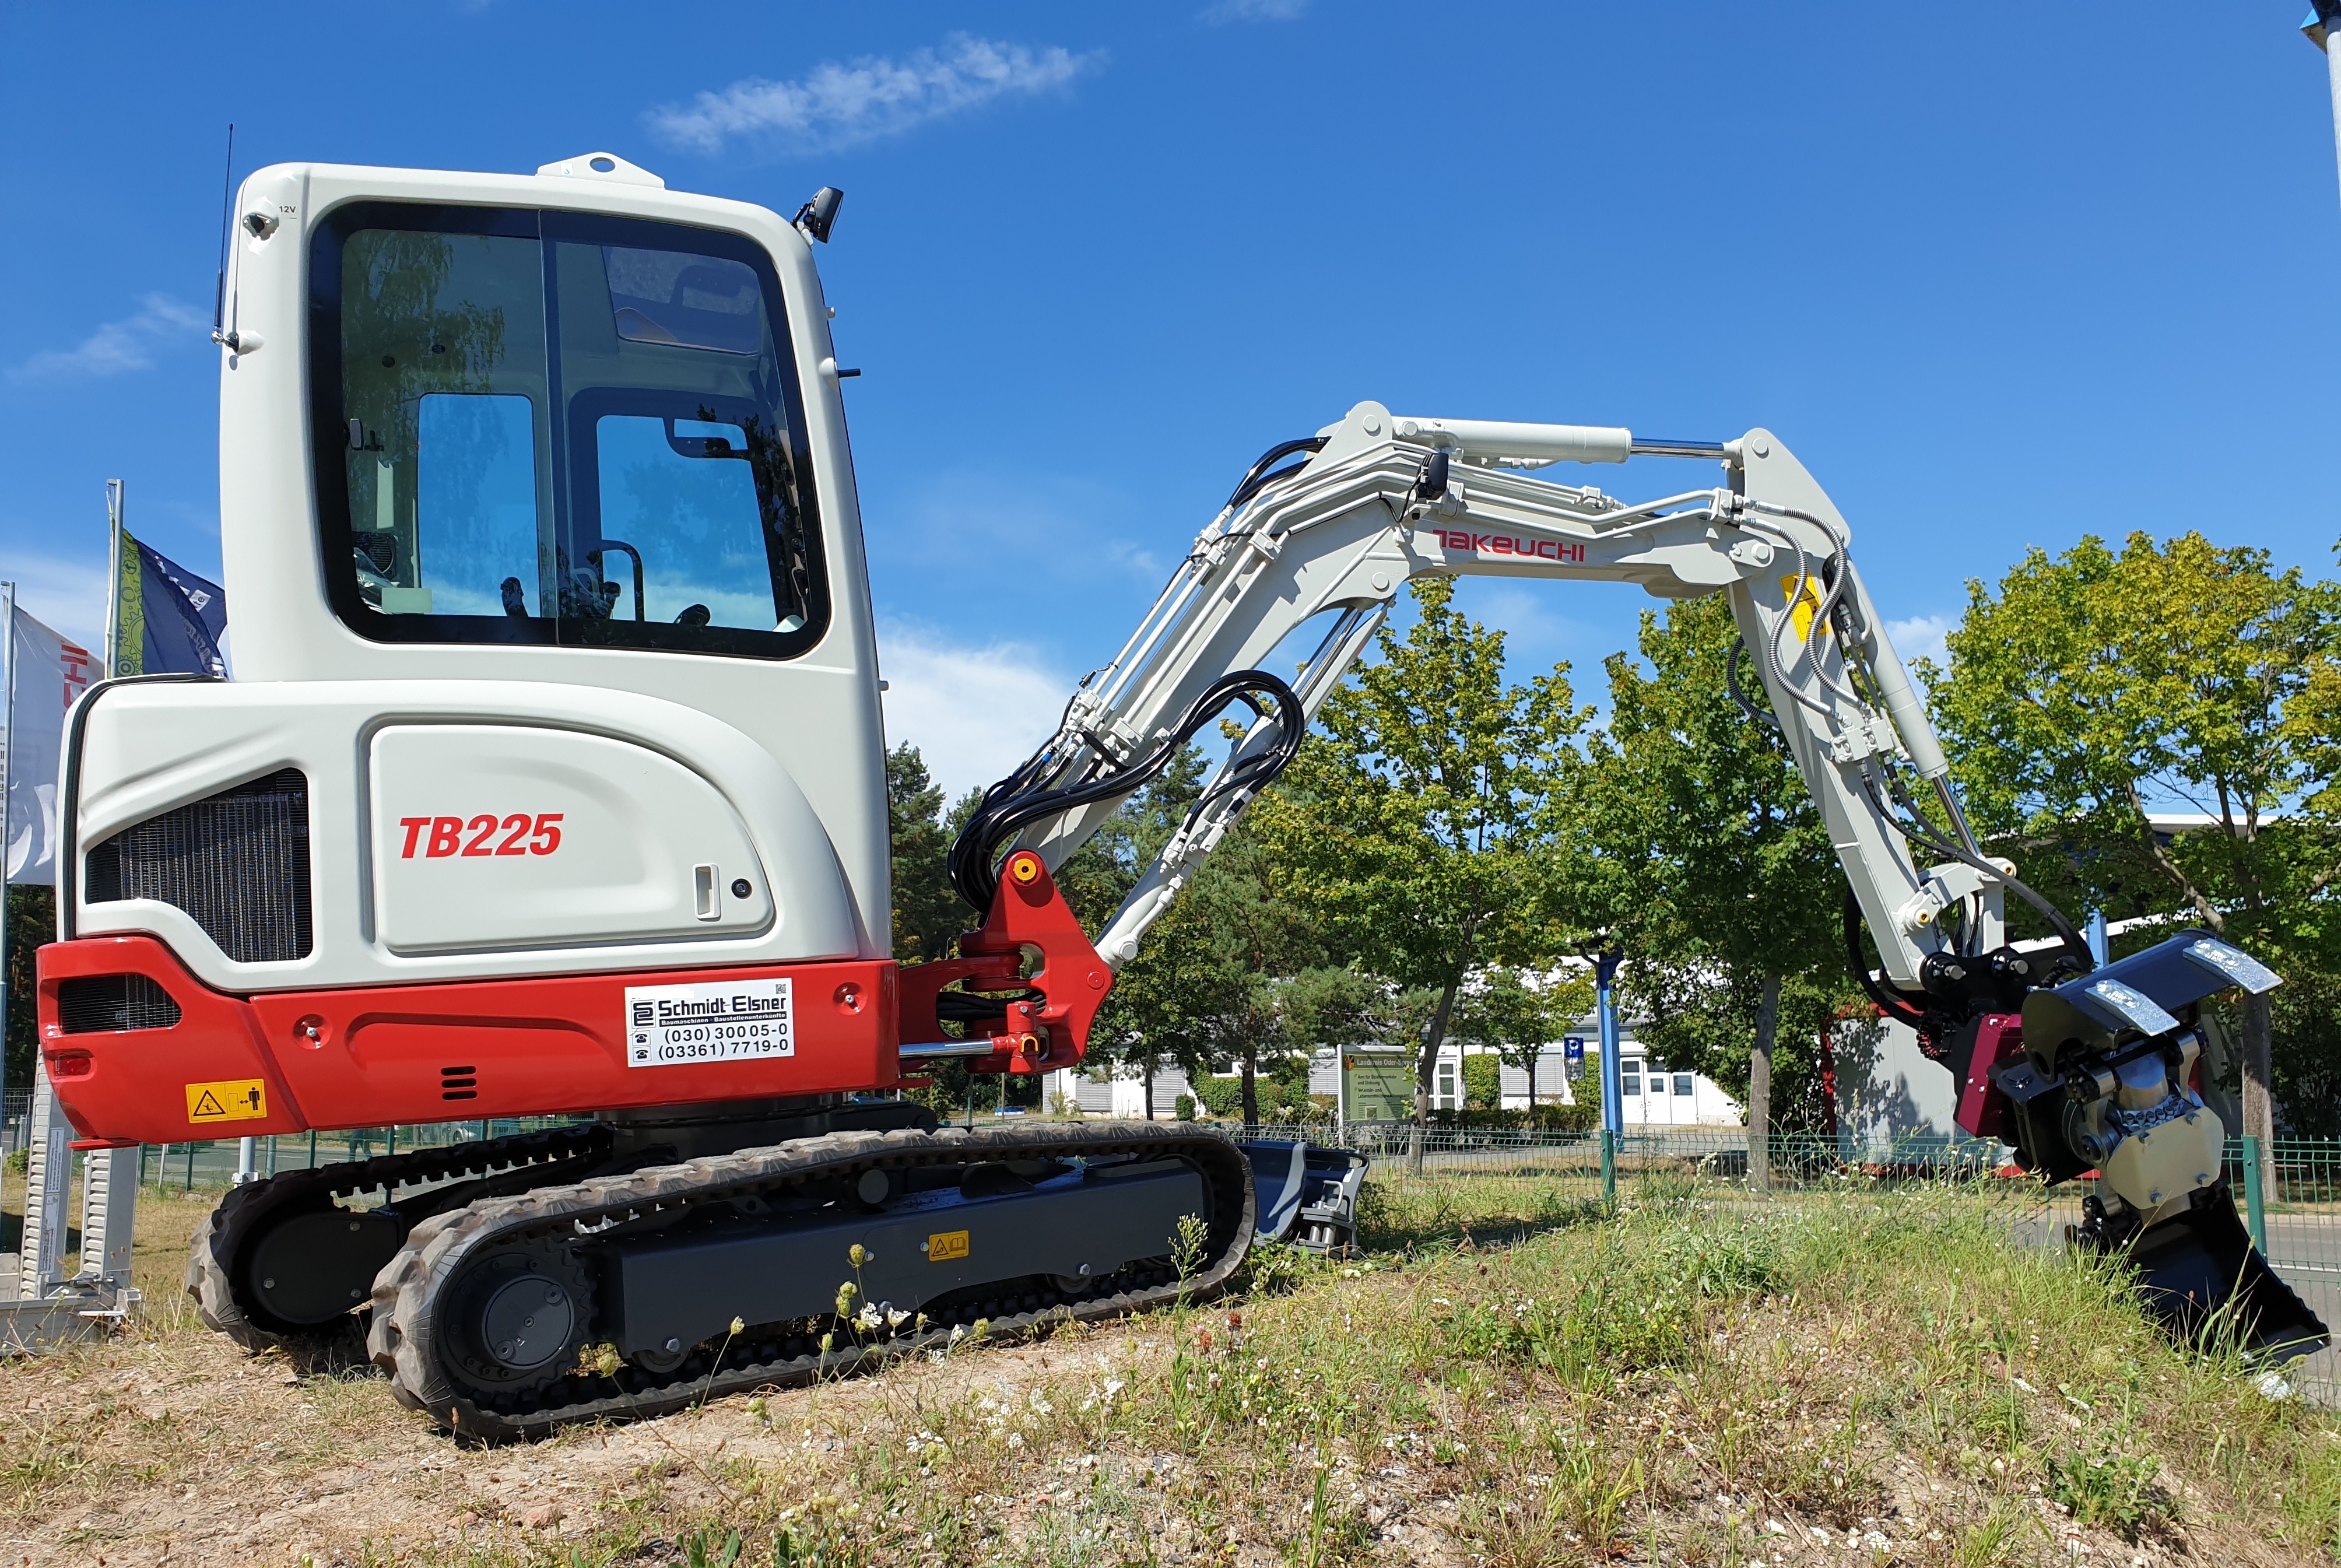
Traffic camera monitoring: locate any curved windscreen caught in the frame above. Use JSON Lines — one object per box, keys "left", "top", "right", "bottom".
{"left": 311, "top": 204, "right": 827, "bottom": 658}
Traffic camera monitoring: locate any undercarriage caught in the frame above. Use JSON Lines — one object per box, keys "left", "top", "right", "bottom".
{"left": 189, "top": 1109, "right": 1253, "bottom": 1441}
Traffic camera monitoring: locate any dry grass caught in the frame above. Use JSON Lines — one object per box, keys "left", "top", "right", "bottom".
{"left": 0, "top": 1170, "right": 2329, "bottom": 1566}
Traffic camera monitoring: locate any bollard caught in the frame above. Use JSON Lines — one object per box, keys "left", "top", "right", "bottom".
{"left": 2242, "top": 1135, "right": 2270, "bottom": 1257}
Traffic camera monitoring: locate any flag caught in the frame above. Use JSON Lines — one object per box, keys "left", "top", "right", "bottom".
{"left": 2, "top": 608, "right": 97, "bottom": 886}
{"left": 114, "top": 531, "right": 227, "bottom": 678}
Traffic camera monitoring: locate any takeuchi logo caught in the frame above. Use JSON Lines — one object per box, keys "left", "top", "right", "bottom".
{"left": 1429, "top": 529, "right": 1587, "bottom": 564}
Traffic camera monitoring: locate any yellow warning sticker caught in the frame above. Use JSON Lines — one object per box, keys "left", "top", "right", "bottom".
{"left": 185, "top": 1079, "right": 267, "bottom": 1124}
{"left": 928, "top": 1230, "right": 970, "bottom": 1262}
{"left": 1778, "top": 575, "right": 1823, "bottom": 642}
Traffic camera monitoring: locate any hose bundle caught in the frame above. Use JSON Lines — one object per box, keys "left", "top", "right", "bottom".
{"left": 946, "top": 669, "right": 1305, "bottom": 913}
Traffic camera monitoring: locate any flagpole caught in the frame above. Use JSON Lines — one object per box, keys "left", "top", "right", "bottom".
{"left": 103, "top": 481, "right": 123, "bottom": 682}
{"left": 0, "top": 580, "right": 16, "bottom": 1124}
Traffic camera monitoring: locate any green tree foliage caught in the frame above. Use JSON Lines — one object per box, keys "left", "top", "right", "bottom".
{"left": 1560, "top": 595, "right": 1848, "bottom": 1177}
{"left": 1922, "top": 532, "right": 2341, "bottom": 1135}
{"left": 1461, "top": 1051, "right": 1501, "bottom": 1111}
{"left": 4, "top": 885, "right": 48, "bottom": 1093}
{"left": 885, "top": 743, "right": 964, "bottom": 966}
{"left": 1254, "top": 579, "right": 1585, "bottom": 1136}
{"left": 1090, "top": 826, "right": 1321, "bottom": 1125}
{"left": 1450, "top": 966, "right": 1593, "bottom": 1118}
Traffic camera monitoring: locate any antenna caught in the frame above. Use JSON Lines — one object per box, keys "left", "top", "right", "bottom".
{"left": 210, "top": 124, "right": 236, "bottom": 347}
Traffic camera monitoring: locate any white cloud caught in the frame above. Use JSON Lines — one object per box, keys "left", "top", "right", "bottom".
{"left": 1886, "top": 613, "right": 1954, "bottom": 675}
{"left": 0, "top": 549, "right": 109, "bottom": 656}
{"left": 878, "top": 621, "right": 1072, "bottom": 803}
{"left": 647, "top": 33, "right": 1104, "bottom": 159}
{"left": 1201, "top": 0, "right": 1310, "bottom": 20}
{"left": 8, "top": 294, "right": 205, "bottom": 384}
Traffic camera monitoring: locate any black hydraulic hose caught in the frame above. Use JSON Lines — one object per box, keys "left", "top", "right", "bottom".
{"left": 1224, "top": 437, "right": 1329, "bottom": 513}
{"left": 1862, "top": 771, "right": 2096, "bottom": 973}
{"left": 947, "top": 669, "right": 1306, "bottom": 913}
{"left": 1844, "top": 889, "right": 1929, "bottom": 1025}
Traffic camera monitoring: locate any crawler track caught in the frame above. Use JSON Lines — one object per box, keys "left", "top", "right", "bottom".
{"left": 188, "top": 1124, "right": 616, "bottom": 1352}
{"left": 366, "top": 1120, "right": 1255, "bottom": 1441}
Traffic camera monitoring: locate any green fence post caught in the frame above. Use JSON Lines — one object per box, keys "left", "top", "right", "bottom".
{"left": 308, "top": 1130, "right": 318, "bottom": 1169}
{"left": 1600, "top": 1128, "right": 1617, "bottom": 1204}
{"left": 185, "top": 1142, "right": 196, "bottom": 1191}
{"left": 2242, "top": 1135, "right": 2270, "bottom": 1257}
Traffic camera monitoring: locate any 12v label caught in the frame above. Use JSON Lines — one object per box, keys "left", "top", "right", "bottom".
{"left": 624, "top": 978, "right": 795, "bottom": 1068}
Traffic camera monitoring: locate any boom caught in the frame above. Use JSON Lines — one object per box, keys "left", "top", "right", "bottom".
{"left": 957, "top": 400, "right": 2052, "bottom": 1023}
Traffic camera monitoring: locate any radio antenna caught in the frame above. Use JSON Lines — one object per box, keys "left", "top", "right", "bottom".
{"left": 209, "top": 124, "right": 236, "bottom": 346}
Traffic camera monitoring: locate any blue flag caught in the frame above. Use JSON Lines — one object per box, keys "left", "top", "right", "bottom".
{"left": 115, "top": 531, "right": 227, "bottom": 678}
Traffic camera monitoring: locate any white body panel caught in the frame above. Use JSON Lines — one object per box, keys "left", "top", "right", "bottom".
{"left": 368, "top": 725, "right": 771, "bottom": 954}
{"left": 73, "top": 680, "right": 859, "bottom": 993}
{"left": 69, "top": 158, "right": 892, "bottom": 987}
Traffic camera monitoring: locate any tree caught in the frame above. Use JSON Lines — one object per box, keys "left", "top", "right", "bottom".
{"left": 1557, "top": 595, "right": 1845, "bottom": 1186}
{"left": 1090, "top": 825, "right": 1321, "bottom": 1127}
{"left": 1924, "top": 532, "right": 2341, "bottom": 1139}
{"left": 1252, "top": 578, "right": 1585, "bottom": 1168}
{"left": 885, "top": 743, "right": 964, "bottom": 966}
{"left": 1451, "top": 966, "right": 1594, "bottom": 1123}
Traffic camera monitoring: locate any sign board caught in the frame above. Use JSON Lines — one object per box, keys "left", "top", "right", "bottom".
{"left": 1340, "top": 1051, "right": 1416, "bottom": 1122}
{"left": 1563, "top": 1036, "right": 1587, "bottom": 1080}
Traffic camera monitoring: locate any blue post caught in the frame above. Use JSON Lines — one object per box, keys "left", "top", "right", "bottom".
{"left": 2085, "top": 908, "right": 2108, "bottom": 967}
{"left": 1596, "top": 952, "right": 1623, "bottom": 1202}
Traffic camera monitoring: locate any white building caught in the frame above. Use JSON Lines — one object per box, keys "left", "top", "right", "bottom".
{"left": 1044, "top": 1009, "right": 1743, "bottom": 1128}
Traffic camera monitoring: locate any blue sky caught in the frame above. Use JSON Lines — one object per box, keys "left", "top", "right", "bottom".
{"left": 2, "top": 2, "right": 2337, "bottom": 799}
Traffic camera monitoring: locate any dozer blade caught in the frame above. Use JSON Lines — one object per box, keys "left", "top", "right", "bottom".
{"left": 2124, "top": 1187, "right": 2328, "bottom": 1362}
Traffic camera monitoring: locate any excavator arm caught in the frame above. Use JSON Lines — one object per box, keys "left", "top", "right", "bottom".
{"left": 936, "top": 399, "right": 2325, "bottom": 1357}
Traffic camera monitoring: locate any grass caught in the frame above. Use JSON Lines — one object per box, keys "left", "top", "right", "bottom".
{"left": 0, "top": 1170, "right": 2334, "bottom": 1564}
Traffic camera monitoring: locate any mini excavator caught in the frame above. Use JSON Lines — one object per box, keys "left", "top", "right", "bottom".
{"left": 34, "top": 154, "right": 2322, "bottom": 1438}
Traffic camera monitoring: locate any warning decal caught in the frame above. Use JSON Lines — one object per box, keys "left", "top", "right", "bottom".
{"left": 928, "top": 1230, "right": 970, "bottom": 1262}
{"left": 185, "top": 1079, "right": 267, "bottom": 1124}
{"left": 624, "top": 977, "right": 794, "bottom": 1068}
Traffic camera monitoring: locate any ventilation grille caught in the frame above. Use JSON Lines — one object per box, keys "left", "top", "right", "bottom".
{"left": 441, "top": 1065, "right": 478, "bottom": 1102}
{"left": 86, "top": 768, "right": 314, "bottom": 963}
{"left": 57, "top": 973, "right": 183, "bottom": 1034}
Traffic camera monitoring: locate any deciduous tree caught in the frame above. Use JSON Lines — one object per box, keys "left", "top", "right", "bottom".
{"left": 1252, "top": 578, "right": 1585, "bottom": 1167}
{"left": 1923, "top": 532, "right": 2341, "bottom": 1138}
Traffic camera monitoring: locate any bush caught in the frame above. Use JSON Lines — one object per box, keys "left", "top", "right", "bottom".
{"left": 1194, "top": 1074, "right": 1243, "bottom": 1118}
{"left": 1424, "top": 1102, "right": 1601, "bottom": 1134}
{"left": 1462, "top": 1053, "right": 1501, "bottom": 1110}
{"left": 1174, "top": 1093, "right": 1198, "bottom": 1122}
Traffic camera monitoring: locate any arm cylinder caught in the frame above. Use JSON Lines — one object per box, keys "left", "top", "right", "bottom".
{"left": 1391, "top": 417, "right": 1631, "bottom": 465}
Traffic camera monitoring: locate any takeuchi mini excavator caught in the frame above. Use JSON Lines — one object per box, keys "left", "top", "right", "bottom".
{"left": 35, "top": 153, "right": 2322, "bottom": 1437}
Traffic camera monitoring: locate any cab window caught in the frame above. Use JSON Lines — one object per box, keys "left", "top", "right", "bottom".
{"left": 313, "top": 204, "right": 827, "bottom": 658}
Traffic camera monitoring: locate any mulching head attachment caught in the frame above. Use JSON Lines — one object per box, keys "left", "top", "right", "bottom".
{"left": 2092, "top": 1185, "right": 2329, "bottom": 1363}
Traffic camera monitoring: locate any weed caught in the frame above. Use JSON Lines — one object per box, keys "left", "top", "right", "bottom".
{"left": 2049, "top": 1440, "right": 2165, "bottom": 1537}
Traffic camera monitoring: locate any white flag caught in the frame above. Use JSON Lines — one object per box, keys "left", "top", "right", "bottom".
{"left": 3, "top": 608, "right": 97, "bottom": 886}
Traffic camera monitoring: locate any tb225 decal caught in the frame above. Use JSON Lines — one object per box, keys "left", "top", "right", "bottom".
{"left": 396, "top": 813, "right": 565, "bottom": 859}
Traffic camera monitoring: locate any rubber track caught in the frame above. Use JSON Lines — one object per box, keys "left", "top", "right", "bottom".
{"left": 366, "top": 1120, "right": 1255, "bottom": 1441}
{"left": 187, "top": 1124, "right": 613, "bottom": 1353}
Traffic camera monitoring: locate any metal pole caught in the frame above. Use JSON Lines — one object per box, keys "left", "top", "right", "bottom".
{"left": 2311, "top": 4, "right": 2341, "bottom": 213}
{"left": 0, "top": 580, "right": 16, "bottom": 1118}
{"left": 2242, "top": 1135, "right": 2271, "bottom": 1257}
{"left": 2085, "top": 908, "right": 2109, "bottom": 968}
{"left": 1596, "top": 952, "right": 1623, "bottom": 1202}
{"left": 103, "top": 482, "right": 123, "bottom": 681}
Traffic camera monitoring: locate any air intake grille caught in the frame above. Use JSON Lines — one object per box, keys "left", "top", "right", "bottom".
{"left": 85, "top": 768, "right": 314, "bottom": 963}
{"left": 57, "top": 974, "right": 183, "bottom": 1034}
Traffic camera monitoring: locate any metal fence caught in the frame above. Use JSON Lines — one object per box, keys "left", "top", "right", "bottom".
{"left": 125, "top": 1116, "right": 589, "bottom": 1193}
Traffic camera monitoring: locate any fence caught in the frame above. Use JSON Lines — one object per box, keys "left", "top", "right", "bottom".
{"left": 114, "top": 1116, "right": 589, "bottom": 1194}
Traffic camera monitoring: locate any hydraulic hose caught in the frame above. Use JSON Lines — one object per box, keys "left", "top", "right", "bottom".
{"left": 947, "top": 669, "right": 1305, "bottom": 913}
